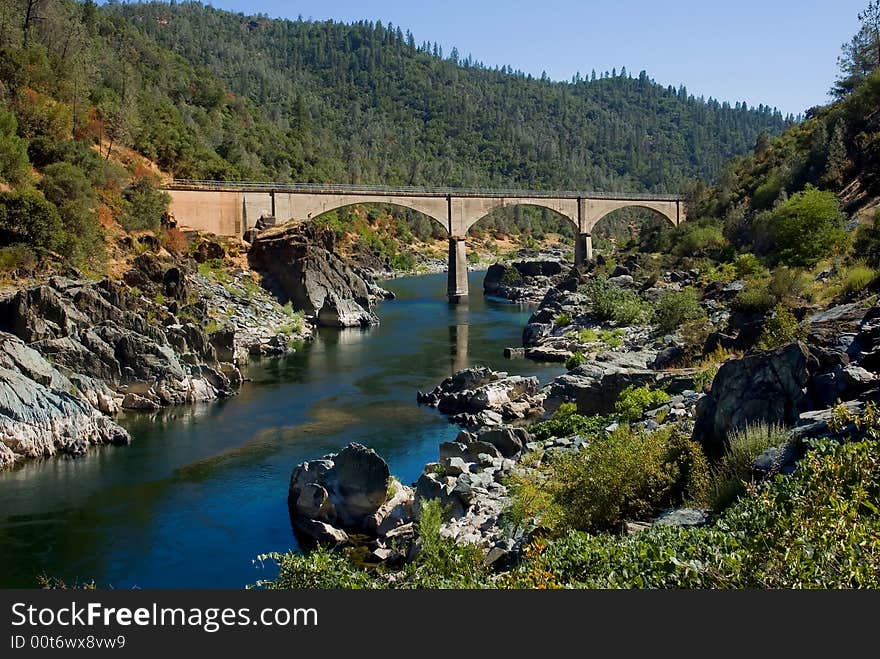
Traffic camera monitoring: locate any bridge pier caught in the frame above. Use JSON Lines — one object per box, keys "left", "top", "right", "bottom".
{"left": 447, "top": 237, "right": 469, "bottom": 303}
{"left": 574, "top": 233, "right": 593, "bottom": 266}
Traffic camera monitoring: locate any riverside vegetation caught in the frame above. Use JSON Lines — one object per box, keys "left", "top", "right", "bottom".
{"left": 260, "top": 5, "right": 880, "bottom": 589}
{"left": 1, "top": 1, "right": 879, "bottom": 588}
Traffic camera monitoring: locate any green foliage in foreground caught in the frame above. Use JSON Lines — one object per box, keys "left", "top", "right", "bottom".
{"left": 508, "top": 437, "right": 880, "bottom": 588}
{"left": 541, "top": 426, "right": 710, "bottom": 533}
{"left": 253, "top": 500, "right": 486, "bottom": 590}
{"left": 254, "top": 431, "right": 880, "bottom": 590}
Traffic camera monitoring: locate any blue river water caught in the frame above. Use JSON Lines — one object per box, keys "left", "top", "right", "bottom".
{"left": 0, "top": 271, "right": 564, "bottom": 588}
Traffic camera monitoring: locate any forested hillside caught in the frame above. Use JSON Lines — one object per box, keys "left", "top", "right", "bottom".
{"left": 109, "top": 1, "right": 791, "bottom": 191}
{"left": 0, "top": 0, "right": 792, "bottom": 275}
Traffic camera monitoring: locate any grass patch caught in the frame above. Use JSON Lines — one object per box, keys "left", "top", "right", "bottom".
{"left": 709, "top": 423, "right": 790, "bottom": 511}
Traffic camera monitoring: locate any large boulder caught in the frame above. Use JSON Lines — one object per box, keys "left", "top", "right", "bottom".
{"left": 693, "top": 342, "right": 814, "bottom": 454}
{"left": 248, "top": 222, "right": 380, "bottom": 327}
{"left": 288, "top": 443, "right": 402, "bottom": 538}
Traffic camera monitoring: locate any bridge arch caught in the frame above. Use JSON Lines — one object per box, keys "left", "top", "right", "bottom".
{"left": 582, "top": 199, "right": 683, "bottom": 233}
{"left": 451, "top": 197, "right": 579, "bottom": 236}
{"left": 274, "top": 193, "right": 450, "bottom": 234}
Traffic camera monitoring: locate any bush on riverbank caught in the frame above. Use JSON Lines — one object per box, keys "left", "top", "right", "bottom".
{"left": 505, "top": 436, "right": 880, "bottom": 588}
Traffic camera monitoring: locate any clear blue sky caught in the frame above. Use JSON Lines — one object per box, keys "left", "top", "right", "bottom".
{"left": 157, "top": 1, "right": 866, "bottom": 116}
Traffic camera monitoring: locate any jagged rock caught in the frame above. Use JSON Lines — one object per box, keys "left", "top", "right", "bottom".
{"left": 249, "top": 222, "right": 381, "bottom": 327}
{"left": 693, "top": 342, "right": 813, "bottom": 453}
{"left": 418, "top": 366, "right": 541, "bottom": 423}
{"left": 477, "top": 427, "right": 531, "bottom": 458}
{"left": 413, "top": 472, "right": 465, "bottom": 520}
{"left": 365, "top": 480, "right": 415, "bottom": 536}
{"left": 292, "top": 518, "right": 349, "bottom": 546}
{"left": 0, "top": 336, "right": 130, "bottom": 468}
{"left": 288, "top": 443, "right": 393, "bottom": 533}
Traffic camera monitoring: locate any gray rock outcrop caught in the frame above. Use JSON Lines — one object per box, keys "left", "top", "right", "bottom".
{"left": 248, "top": 222, "right": 383, "bottom": 327}
{"left": 692, "top": 342, "right": 814, "bottom": 453}
{"left": 0, "top": 333, "right": 129, "bottom": 468}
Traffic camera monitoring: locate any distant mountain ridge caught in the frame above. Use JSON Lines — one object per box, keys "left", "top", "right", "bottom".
{"left": 106, "top": 1, "right": 791, "bottom": 191}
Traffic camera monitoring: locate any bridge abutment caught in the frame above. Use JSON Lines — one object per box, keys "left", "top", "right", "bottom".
{"left": 447, "top": 237, "right": 469, "bottom": 303}
{"left": 574, "top": 233, "right": 593, "bottom": 266}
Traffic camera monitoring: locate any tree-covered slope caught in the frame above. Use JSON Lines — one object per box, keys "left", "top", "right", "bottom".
{"left": 107, "top": 1, "right": 791, "bottom": 191}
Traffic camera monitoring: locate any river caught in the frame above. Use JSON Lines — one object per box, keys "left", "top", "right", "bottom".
{"left": 0, "top": 271, "right": 564, "bottom": 588}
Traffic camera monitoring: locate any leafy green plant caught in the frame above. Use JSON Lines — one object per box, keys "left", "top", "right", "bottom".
{"left": 555, "top": 312, "right": 572, "bottom": 328}
{"left": 252, "top": 547, "right": 379, "bottom": 589}
{"left": 542, "top": 426, "right": 709, "bottom": 533}
{"left": 757, "top": 304, "right": 809, "bottom": 350}
{"left": 599, "top": 328, "right": 625, "bottom": 348}
{"left": 507, "top": 435, "right": 880, "bottom": 589}
{"left": 402, "top": 499, "right": 488, "bottom": 589}
{"left": 581, "top": 278, "right": 648, "bottom": 325}
{"left": 654, "top": 288, "right": 705, "bottom": 333}
{"left": 614, "top": 385, "right": 671, "bottom": 422}
{"left": 565, "top": 351, "right": 587, "bottom": 370}
{"left": 530, "top": 403, "right": 608, "bottom": 441}
{"left": 577, "top": 328, "right": 598, "bottom": 343}
{"left": 756, "top": 185, "right": 848, "bottom": 268}
{"left": 840, "top": 262, "right": 877, "bottom": 294}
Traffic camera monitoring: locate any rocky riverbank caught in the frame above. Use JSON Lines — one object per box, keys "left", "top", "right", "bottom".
{"left": 283, "top": 253, "right": 880, "bottom": 579}
{"left": 0, "top": 228, "right": 330, "bottom": 469}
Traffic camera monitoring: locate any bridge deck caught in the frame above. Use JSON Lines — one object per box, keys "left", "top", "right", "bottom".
{"left": 165, "top": 179, "right": 683, "bottom": 202}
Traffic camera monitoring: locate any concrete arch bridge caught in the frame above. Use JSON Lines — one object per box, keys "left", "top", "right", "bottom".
{"left": 164, "top": 181, "right": 686, "bottom": 302}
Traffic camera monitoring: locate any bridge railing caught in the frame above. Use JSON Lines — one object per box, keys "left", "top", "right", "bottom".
{"left": 165, "top": 179, "right": 683, "bottom": 201}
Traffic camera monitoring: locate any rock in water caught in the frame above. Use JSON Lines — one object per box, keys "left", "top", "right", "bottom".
{"left": 248, "top": 222, "right": 380, "bottom": 327}
{"left": 288, "top": 443, "right": 410, "bottom": 543}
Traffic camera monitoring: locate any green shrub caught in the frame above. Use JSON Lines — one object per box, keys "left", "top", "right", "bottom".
{"left": 543, "top": 426, "right": 710, "bottom": 533}
{"left": 840, "top": 263, "right": 877, "bottom": 294}
{"left": 402, "top": 499, "right": 489, "bottom": 589}
{"left": 757, "top": 304, "right": 809, "bottom": 350}
{"left": 577, "top": 328, "right": 598, "bottom": 343}
{"left": 599, "top": 328, "right": 625, "bottom": 348}
{"left": 0, "top": 244, "right": 38, "bottom": 273}
{"left": 0, "top": 188, "right": 62, "bottom": 251}
{"left": 565, "top": 351, "right": 587, "bottom": 370}
{"left": 672, "top": 221, "right": 727, "bottom": 258}
{"left": 555, "top": 312, "right": 572, "bottom": 327}
{"left": 530, "top": 403, "right": 608, "bottom": 441}
{"left": 731, "top": 277, "right": 774, "bottom": 314}
{"left": 508, "top": 436, "right": 880, "bottom": 588}
{"left": 758, "top": 185, "right": 848, "bottom": 268}
{"left": 654, "top": 288, "right": 705, "bottom": 333}
{"left": 0, "top": 108, "right": 30, "bottom": 185}
{"left": 38, "top": 162, "right": 94, "bottom": 208}
{"left": 733, "top": 252, "right": 766, "bottom": 278}
{"left": 121, "top": 177, "right": 170, "bottom": 232}
{"left": 709, "top": 423, "right": 790, "bottom": 511}
{"left": 581, "top": 278, "right": 647, "bottom": 325}
{"left": 614, "top": 385, "right": 671, "bottom": 422}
